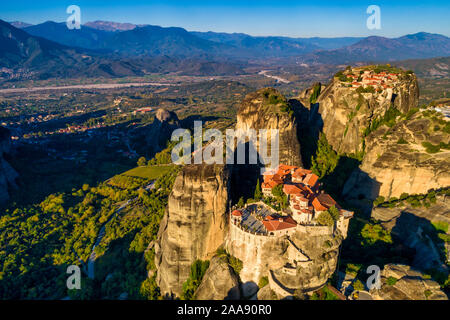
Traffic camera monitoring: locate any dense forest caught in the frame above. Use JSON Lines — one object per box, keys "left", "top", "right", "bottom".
{"left": 0, "top": 165, "right": 179, "bottom": 299}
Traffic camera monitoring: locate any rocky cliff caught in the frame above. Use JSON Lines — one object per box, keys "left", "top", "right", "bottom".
{"left": 369, "top": 264, "right": 447, "bottom": 300}
{"left": 273, "top": 229, "right": 343, "bottom": 294}
{"left": 194, "top": 256, "right": 240, "bottom": 300}
{"left": 308, "top": 66, "right": 419, "bottom": 155}
{"left": 343, "top": 110, "right": 450, "bottom": 200}
{"left": 155, "top": 164, "right": 230, "bottom": 297}
{"left": 225, "top": 225, "right": 344, "bottom": 298}
{"left": 146, "top": 108, "right": 180, "bottom": 154}
{"left": 371, "top": 195, "right": 449, "bottom": 271}
{"left": 0, "top": 127, "right": 18, "bottom": 203}
{"left": 235, "top": 88, "right": 302, "bottom": 167}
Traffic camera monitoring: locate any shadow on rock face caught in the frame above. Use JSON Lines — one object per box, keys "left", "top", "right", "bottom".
{"left": 240, "top": 281, "right": 259, "bottom": 299}
{"left": 225, "top": 285, "right": 241, "bottom": 300}
{"left": 392, "top": 211, "right": 448, "bottom": 273}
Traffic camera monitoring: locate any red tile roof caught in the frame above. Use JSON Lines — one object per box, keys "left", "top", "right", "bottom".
{"left": 317, "top": 193, "right": 337, "bottom": 208}
{"left": 271, "top": 174, "right": 284, "bottom": 183}
{"left": 312, "top": 197, "right": 328, "bottom": 212}
{"left": 263, "top": 215, "right": 297, "bottom": 231}
{"left": 292, "top": 168, "right": 312, "bottom": 179}
{"left": 232, "top": 210, "right": 242, "bottom": 217}
{"left": 303, "top": 173, "right": 319, "bottom": 187}
{"left": 278, "top": 164, "right": 297, "bottom": 171}
{"left": 262, "top": 180, "right": 281, "bottom": 189}
{"left": 283, "top": 184, "right": 303, "bottom": 195}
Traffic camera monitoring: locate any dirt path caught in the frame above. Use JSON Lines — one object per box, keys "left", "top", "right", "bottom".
{"left": 87, "top": 200, "right": 130, "bottom": 279}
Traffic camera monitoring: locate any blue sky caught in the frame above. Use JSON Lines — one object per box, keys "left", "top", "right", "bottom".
{"left": 1, "top": 0, "right": 449, "bottom": 37}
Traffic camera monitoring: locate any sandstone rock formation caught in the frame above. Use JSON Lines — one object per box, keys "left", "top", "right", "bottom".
{"left": 372, "top": 195, "right": 450, "bottom": 228}
{"left": 155, "top": 164, "right": 230, "bottom": 297}
{"left": 272, "top": 229, "right": 343, "bottom": 293}
{"left": 235, "top": 88, "right": 302, "bottom": 167}
{"left": 256, "top": 285, "right": 277, "bottom": 300}
{"left": 295, "top": 82, "right": 325, "bottom": 107}
{"left": 194, "top": 256, "right": 240, "bottom": 300}
{"left": 0, "top": 127, "right": 18, "bottom": 203}
{"left": 343, "top": 111, "right": 450, "bottom": 200}
{"left": 225, "top": 222, "right": 344, "bottom": 298}
{"left": 371, "top": 195, "right": 449, "bottom": 271}
{"left": 146, "top": 108, "right": 180, "bottom": 154}
{"left": 369, "top": 264, "right": 448, "bottom": 300}
{"left": 308, "top": 67, "right": 419, "bottom": 155}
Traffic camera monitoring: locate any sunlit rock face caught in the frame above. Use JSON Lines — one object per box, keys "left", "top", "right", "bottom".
{"left": 155, "top": 164, "right": 230, "bottom": 297}
{"left": 194, "top": 256, "right": 240, "bottom": 300}
{"left": 343, "top": 112, "right": 450, "bottom": 200}
{"left": 308, "top": 68, "right": 419, "bottom": 155}
{"left": 369, "top": 264, "right": 448, "bottom": 300}
{"left": 235, "top": 88, "right": 302, "bottom": 168}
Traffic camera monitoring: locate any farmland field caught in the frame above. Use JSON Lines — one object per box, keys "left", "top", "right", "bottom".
{"left": 122, "top": 165, "right": 174, "bottom": 180}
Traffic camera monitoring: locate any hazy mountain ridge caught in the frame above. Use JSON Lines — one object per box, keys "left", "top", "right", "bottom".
{"left": 84, "top": 20, "right": 145, "bottom": 32}
{"left": 24, "top": 21, "right": 112, "bottom": 50}
{"left": 0, "top": 20, "right": 247, "bottom": 80}
{"left": 2, "top": 19, "right": 450, "bottom": 82}
{"left": 300, "top": 32, "right": 450, "bottom": 64}
{"left": 11, "top": 20, "right": 450, "bottom": 63}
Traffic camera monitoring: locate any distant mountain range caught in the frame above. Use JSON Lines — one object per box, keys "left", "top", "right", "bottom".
{"left": 0, "top": 20, "right": 245, "bottom": 80}
{"left": 9, "top": 21, "right": 33, "bottom": 29}
{"left": 20, "top": 21, "right": 324, "bottom": 58}
{"left": 1, "top": 19, "right": 450, "bottom": 80}
{"left": 300, "top": 32, "right": 450, "bottom": 64}
{"left": 15, "top": 20, "right": 450, "bottom": 62}
{"left": 84, "top": 20, "right": 144, "bottom": 32}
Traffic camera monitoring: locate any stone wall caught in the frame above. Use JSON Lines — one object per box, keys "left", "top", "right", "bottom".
{"left": 268, "top": 270, "right": 293, "bottom": 298}
{"left": 226, "top": 221, "right": 288, "bottom": 284}
{"left": 296, "top": 224, "right": 333, "bottom": 236}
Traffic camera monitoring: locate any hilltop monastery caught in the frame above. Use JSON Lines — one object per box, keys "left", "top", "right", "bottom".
{"left": 230, "top": 164, "right": 354, "bottom": 238}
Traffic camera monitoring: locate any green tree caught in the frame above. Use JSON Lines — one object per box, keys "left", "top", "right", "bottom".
{"left": 271, "top": 184, "right": 284, "bottom": 198}
{"left": 317, "top": 211, "right": 334, "bottom": 226}
{"left": 139, "top": 275, "right": 160, "bottom": 300}
{"left": 181, "top": 260, "right": 210, "bottom": 300}
{"left": 328, "top": 206, "right": 340, "bottom": 221}
{"left": 309, "top": 83, "right": 321, "bottom": 104}
{"left": 237, "top": 197, "right": 245, "bottom": 208}
{"left": 228, "top": 255, "right": 243, "bottom": 275}
{"left": 137, "top": 156, "right": 147, "bottom": 167}
{"left": 254, "top": 179, "right": 262, "bottom": 200}
{"left": 360, "top": 223, "right": 392, "bottom": 246}
{"left": 353, "top": 279, "right": 365, "bottom": 291}
{"left": 311, "top": 133, "right": 339, "bottom": 179}
{"left": 258, "top": 276, "right": 269, "bottom": 288}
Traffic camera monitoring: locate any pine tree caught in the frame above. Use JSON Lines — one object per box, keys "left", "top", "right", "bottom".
{"left": 254, "top": 179, "right": 262, "bottom": 200}
{"left": 311, "top": 133, "right": 339, "bottom": 179}
{"left": 237, "top": 197, "right": 245, "bottom": 208}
